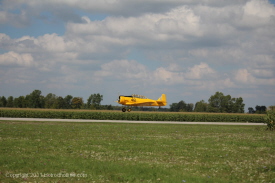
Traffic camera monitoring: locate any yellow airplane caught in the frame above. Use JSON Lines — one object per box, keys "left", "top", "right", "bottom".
{"left": 116, "top": 94, "right": 167, "bottom": 112}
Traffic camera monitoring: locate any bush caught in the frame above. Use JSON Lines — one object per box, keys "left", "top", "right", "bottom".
{"left": 265, "top": 111, "right": 275, "bottom": 131}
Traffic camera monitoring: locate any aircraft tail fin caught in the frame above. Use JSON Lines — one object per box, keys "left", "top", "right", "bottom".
{"left": 157, "top": 94, "right": 167, "bottom": 106}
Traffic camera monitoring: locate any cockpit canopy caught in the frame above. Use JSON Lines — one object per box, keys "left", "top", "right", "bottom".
{"left": 131, "top": 94, "right": 147, "bottom": 99}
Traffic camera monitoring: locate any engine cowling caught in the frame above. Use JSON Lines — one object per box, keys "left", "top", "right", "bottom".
{"left": 118, "top": 96, "right": 126, "bottom": 104}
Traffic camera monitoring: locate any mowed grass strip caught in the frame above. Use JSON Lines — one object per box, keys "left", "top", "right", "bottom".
{"left": 0, "top": 121, "right": 274, "bottom": 183}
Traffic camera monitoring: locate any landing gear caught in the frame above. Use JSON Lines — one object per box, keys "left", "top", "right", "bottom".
{"left": 122, "top": 108, "right": 132, "bottom": 112}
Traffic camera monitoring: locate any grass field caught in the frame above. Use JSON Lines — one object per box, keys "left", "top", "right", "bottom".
{"left": 0, "top": 121, "right": 274, "bottom": 183}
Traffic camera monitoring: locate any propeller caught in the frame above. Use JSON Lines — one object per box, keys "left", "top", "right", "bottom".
{"left": 115, "top": 91, "right": 120, "bottom": 103}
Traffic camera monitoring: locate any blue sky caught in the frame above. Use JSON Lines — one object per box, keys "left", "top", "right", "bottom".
{"left": 0, "top": 0, "right": 275, "bottom": 111}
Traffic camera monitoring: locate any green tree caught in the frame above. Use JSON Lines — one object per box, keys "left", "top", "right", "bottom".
{"left": 208, "top": 91, "right": 245, "bottom": 113}
{"left": 0, "top": 96, "right": 7, "bottom": 107}
{"left": 248, "top": 107, "right": 255, "bottom": 114}
{"left": 255, "top": 105, "right": 266, "bottom": 114}
{"left": 170, "top": 100, "right": 193, "bottom": 112}
{"left": 72, "top": 97, "right": 83, "bottom": 109}
{"left": 106, "top": 105, "right": 113, "bottom": 110}
{"left": 13, "top": 96, "right": 26, "bottom": 108}
{"left": 6, "top": 96, "right": 14, "bottom": 108}
{"left": 53, "top": 96, "right": 65, "bottom": 109}
{"left": 170, "top": 103, "right": 178, "bottom": 112}
{"left": 231, "top": 97, "right": 245, "bottom": 113}
{"left": 208, "top": 92, "right": 227, "bottom": 112}
{"left": 178, "top": 100, "right": 187, "bottom": 112}
{"left": 64, "top": 95, "right": 73, "bottom": 109}
{"left": 44, "top": 93, "right": 57, "bottom": 108}
{"left": 40, "top": 95, "right": 45, "bottom": 108}
{"left": 194, "top": 100, "right": 208, "bottom": 112}
{"left": 25, "top": 95, "right": 30, "bottom": 107}
{"left": 87, "top": 93, "right": 103, "bottom": 109}
{"left": 27, "top": 90, "right": 43, "bottom": 108}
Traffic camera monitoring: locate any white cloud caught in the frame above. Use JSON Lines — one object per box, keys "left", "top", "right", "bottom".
{"left": 251, "top": 69, "right": 274, "bottom": 78}
{"left": 234, "top": 68, "right": 275, "bottom": 86}
{"left": 0, "top": 10, "right": 30, "bottom": 27}
{"left": 94, "top": 60, "right": 227, "bottom": 88}
{"left": 240, "top": 0, "right": 275, "bottom": 28}
{"left": 243, "top": 0, "right": 275, "bottom": 18}
{"left": 93, "top": 60, "right": 148, "bottom": 81}
{"left": 0, "top": 11, "right": 8, "bottom": 24}
{"left": 12, "top": 34, "right": 74, "bottom": 53}
{"left": 185, "top": 63, "right": 216, "bottom": 79}
{"left": 94, "top": 60, "right": 185, "bottom": 85}
{"left": 66, "top": 6, "right": 202, "bottom": 46}
{"left": 0, "top": 51, "right": 34, "bottom": 67}
{"left": 152, "top": 67, "right": 185, "bottom": 85}
{"left": 235, "top": 69, "right": 255, "bottom": 84}
{"left": 35, "top": 34, "right": 67, "bottom": 52}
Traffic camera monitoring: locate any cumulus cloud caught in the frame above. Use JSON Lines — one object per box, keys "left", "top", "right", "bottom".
{"left": 240, "top": 0, "right": 275, "bottom": 28}
{"left": 0, "top": 51, "right": 34, "bottom": 67}
{"left": 94, "top": 60, "right": 184, "bottom": 85}
{"left": 94, "top": 60, "right": 224, "bottom": 88}
{"left": 234, "top": 68, "right": 275, "bottom": 87}
{"left": 0, "top": 0, "right": 198, "bottom": 18}
{"left": 94, "top": 60, "right": 148, "bottom": 79}
{"left": 153, "top": 67, "right": 185, "bottom": 85}
{"left": 185, "top": 63, "right": 216, "bottom": 79}
{"left": 235, "top": 69, "right": 254, "bottom": 83}
{"left": 66, "top": 5, "right": 202, "bottom": 48}
{"left": 244, "top": 0, "right": 275, "bottom": 18}
{"left": 0, "top": 10, "right": 30, "bottom": 27}
{"left": 251, "top": 69, "right": 274, "bottom": 78}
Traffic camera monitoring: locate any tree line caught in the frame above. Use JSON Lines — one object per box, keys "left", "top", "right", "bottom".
{"left": 170, "top": 91, "right": 268, "bottom": 114}
{"left": 0, "top": 90, "right": 109, "bottom": 110}
{"left": 0, "top": 90, "right": 269, "bottom": 113}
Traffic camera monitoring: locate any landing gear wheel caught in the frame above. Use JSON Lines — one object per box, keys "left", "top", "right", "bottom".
{"left": 122, "top": 108, "right": 126, "bottom": 112}
{"left": 127, "top": 108, "right": 132, "bottom": 112}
